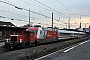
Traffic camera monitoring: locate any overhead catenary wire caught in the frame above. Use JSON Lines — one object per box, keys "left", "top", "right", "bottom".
{"left": 32, "top": 0, "right": 90, "bottom": 23}
{"left": 23, "top": 0, "right": 71, "bottom": 23}
{"left": 0, "top": 0, "right": 78, "bottom": 28}
{"left": 0, "top": 1, "right": 79, "bottom": 21}
{"left": 5, "top": 0, "right": 71, "bottom": 17}
{"left": 20, "top": 0, "right": 70, "bottom": 19}
{"left": 30, "top": 0, "right": 79, "bottom": 25}
{"left": 0, "top": 15, "right": 48, "bottom": 24}
{"left": 19, "top": 0, "right": 70, "bottom": 19}
{"left": 0, "top": 15, "right": 28, "bottom": 22}
{"left": 20, "top": 0, "right": 52, "bottom": 12}
{"left": 0, "top": 9, "right": 46, "bottom": 22}
{"left": 0, "top": 0, "right": 48, "bottom": 18}
{"left": 0, "top": 9, "right": 28, "bottom": 17}
{"left": 0, "top": 0, "right": 90, "bottom": 28}
{"left": 1, "top": 0, "right": 90, "bottom": 18}
{"left": 56, "top": 0, "right": 73, "bottom": 14}
{"left": 0, "top": 10, "right": 69, "bottom": 25}
{"left": 0, "top": 0, "right": 67, "bottom": 23}
{"left": 31, "top": 0, "right": 70, "bottom": 15}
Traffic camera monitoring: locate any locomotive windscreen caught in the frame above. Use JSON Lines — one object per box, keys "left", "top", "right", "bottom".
{"left": 26, "top": 30, "right": 37, "bottom": 35}
{"left": 11, "top": 36, "right": 17, "bottom": 41}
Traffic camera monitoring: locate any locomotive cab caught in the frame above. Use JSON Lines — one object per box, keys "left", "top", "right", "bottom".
{"left": 5, "top": 30, "right": 28, "bottom": 50}
{"left": 26, "top": 27, "right": 45, "bottom": 45}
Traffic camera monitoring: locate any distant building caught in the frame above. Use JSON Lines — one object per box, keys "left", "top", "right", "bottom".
{"left": 0, "top": 21, "right": 15, "bottom": 27}
{"left": 0, "top": 21, "right": 26, "bottom": 40}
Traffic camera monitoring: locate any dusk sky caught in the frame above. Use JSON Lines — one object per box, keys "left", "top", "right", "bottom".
{"left": 0, "top": 0, "right": 90, "bottom": 29}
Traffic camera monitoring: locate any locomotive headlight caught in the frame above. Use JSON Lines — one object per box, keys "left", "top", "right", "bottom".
{"left": 6, "top": 39, "right": 9, "bottom": 42}
{"left": 20, "top": 39, "right": 22, "bottom": 43}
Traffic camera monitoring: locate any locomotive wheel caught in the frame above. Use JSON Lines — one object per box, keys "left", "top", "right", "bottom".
{"left": 5, "top": 43, "right": 12, "bottom": 51}
{"left": 22, "top": 42, "right": 26, "bottom": 48}
{"left": 35, "top": 40, "right": 40, "bottom": 46}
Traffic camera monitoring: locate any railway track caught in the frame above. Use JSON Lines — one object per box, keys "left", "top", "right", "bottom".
{"left": 0, "top": 38, "right": 76, "bottom": 52}
{"left": 0, "top": 39, "right": 71, "bottom": 53}
{"left": 0, "top": 37, "right": 89, "bottom": 60}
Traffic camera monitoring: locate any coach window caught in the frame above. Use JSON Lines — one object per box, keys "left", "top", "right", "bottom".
{"left": 58, "top": 32, "right": 60, "bottom": 36}
{"left": 0, "top": 31, "right": 2, "bottom": 36}
{"left": 60, "top": 33, "right": 64, "bottom": 36}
